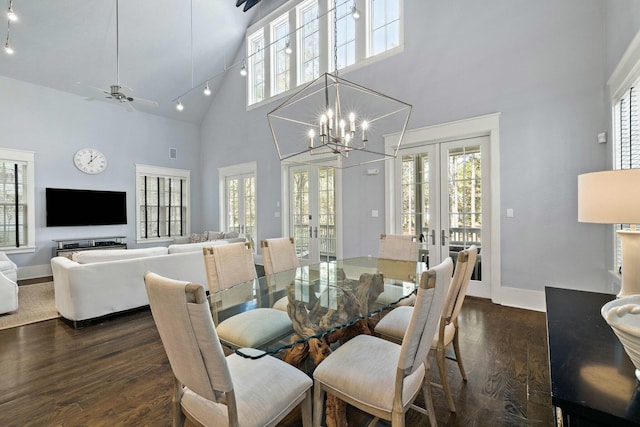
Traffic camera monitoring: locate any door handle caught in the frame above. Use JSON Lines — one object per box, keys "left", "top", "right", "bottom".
{"left": 314, "top": 226, "right": 318, "bottom": 238}
{"left": 429, "top": 229, "right": 436, "bottom": 245}
{"left": 441, "top": 229, "right": 448, "bottom": 246}
{"left": 309, "top": 226, "right": 313, "bottom": 238}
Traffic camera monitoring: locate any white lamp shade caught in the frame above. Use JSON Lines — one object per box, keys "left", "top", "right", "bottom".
{"left": 578, "top": 169, "right": 640, "bottom": 224}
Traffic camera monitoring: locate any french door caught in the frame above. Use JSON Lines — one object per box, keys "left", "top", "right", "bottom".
{"left": 289, "top": 165, "right": 337, "bottom": 263}
{"left": 224, "top": 172, "right": 256, "bottom": 249}
{"left": 396, "top": 136, "right": 490, "bottom": 298}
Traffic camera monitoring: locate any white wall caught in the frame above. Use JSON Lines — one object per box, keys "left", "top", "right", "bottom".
{"left": 201, "top": 0, "right": 624, "bottom": 305}
{"left": 0, "top": 75, "right": 202, "bottom": 277}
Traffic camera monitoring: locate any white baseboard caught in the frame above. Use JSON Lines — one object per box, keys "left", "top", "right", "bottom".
{"left": 494, "top": 286, "right": 546, "bottom": 312}
{"left": 17, "top": 264, "right": 52, "bottom": 281}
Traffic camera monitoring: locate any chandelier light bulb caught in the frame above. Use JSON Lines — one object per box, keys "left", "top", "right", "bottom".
{"left": 240, "top": 62, "right": 248, "bottom": 77}
{"left": 285, "top": 41, "right": 292, "bottom": 55}
{"left": 203, "top": 82, "right": 211, "bottom": 96}
{"left": 308, "top": 129, "right": 315, "bottom": 148}
{"left": 176, "top": 99, "right": 184, "bottom": 111}
{"left": 4, "top": 42, "right": 13, "bottom": 55}
{"left": 351, "top": 5, "right": 360, "bottom": 20}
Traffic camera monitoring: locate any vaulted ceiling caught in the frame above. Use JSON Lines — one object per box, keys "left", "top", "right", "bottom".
{"left": 0, "top": 0, "right": 262, "bottom": 124}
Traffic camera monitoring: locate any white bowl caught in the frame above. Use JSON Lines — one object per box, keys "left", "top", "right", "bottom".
{"left": 601, "top": 295, "right": 640, "bottom": 381}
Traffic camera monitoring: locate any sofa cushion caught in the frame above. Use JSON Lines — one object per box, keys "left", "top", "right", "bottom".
{"left": 167, "top": 240, "right": 229, "bottom": 254}
{"left": 189, "top": 233, "right": 209, "bottom": 243}
{"left": 206, "top": 231, "right": 225, "bottom": 240}
{"left": 223, "top": 231, "right": 239, "bottom": 239}
{"left": 72, "top": 247, "right": 168, "bottom": 264}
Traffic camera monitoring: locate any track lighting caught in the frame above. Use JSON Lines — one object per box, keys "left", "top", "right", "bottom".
{"left": 240, "top": 61, "right": 247, "bottom": 77}
{"left": 176, "top": 99, "right": 184, "bottom": 111}
{"left": 351, "top": 4, "right": 360, "bottom": 20}
{"left": 7, "top": 1, "right": 16, "bottom": 22}
{"left": 285, "top": 40, "right": 292, "bottom": 55}
{"left": 203, "top": 81, "right": 211, "bottom": 96}
{"left": 4, "top": 41, "right": 13, "bottom": 55}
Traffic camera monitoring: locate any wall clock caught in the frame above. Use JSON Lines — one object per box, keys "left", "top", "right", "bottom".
{"left": 74, "top": 148, "right": 107, "bottom": 174}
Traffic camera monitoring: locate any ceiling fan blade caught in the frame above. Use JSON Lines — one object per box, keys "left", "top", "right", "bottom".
{"left": 132, "top": 97, "right": 159, "bottom": 107}
{"left": 121, "top": 99, "right": 136, "bottom": 112}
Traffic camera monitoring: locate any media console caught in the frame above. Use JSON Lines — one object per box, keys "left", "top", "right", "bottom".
{"left": 53, "top": 236, "right": 127, "bottom": 259}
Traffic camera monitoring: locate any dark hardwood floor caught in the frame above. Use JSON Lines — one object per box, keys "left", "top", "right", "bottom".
{"left": 0, "top": 297, "right": 554, "bottom": 427}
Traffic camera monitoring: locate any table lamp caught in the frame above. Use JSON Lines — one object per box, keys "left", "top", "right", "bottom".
{"left": 578, "top": 169, "right": 640, "bottom": 297}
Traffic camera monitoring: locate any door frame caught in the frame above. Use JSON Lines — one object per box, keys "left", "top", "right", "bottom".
{"left": 281, "top": 157, "right": 343, "bottom": 261}
{"left": 384, "top": 113, "right": 501, "bottom": 301}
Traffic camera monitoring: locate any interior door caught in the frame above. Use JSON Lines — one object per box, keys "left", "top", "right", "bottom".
{"left": 289, "top": 165, "right": 336, "bottom": 263}
{"left": 397, "top": 135, "right": 490, "bottom": 298}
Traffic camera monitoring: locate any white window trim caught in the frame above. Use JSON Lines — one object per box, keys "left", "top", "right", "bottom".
{"left": 0, "top": 148, "right": 35, "bottom": 253}
{"left": 245, "top": 0, "right": 403, "bottom": 111}
{"left": 297, "top": 0, "right": 320, "bottom": 86}
{"left": 135, "top": 164, "right": 191, "bottom": 244}
{"left": 247, "top": 29, "right": 265, "bottom": 106}
{"left": 366, "top": 0, "right": 404, "bottom": 59}
{"left": 271, "top": 13, "right": 291, "bottom": 96}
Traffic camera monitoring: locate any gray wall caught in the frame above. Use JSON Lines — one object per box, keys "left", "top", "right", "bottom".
{"left": 201, "top": 0, "right": 628, "bottom": 296}
{"left": 0, "top": 75, "right": 202, "bottom": 272}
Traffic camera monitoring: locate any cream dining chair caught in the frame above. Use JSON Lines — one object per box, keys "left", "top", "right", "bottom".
{"left": 144, "top": 272, "right": 312, "bottom": 427}
{"left": 375, "top": 245, "right": 478, "bottom": 413}
{"left": 312, "top": 257, "right": 453, "bottom": 427}
{"left": 378, "top": 233, "right": 418, "bottom": 261}
{"left": 261, "top": 237, "right": 299, "bottom": 312}
{"left": 203, "top": 242, "right": 293, "bottom": 349}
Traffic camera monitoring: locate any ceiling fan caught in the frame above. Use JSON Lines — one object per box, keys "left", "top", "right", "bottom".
{"left": 82, "top": 0, "right": 158, "bottom": 112}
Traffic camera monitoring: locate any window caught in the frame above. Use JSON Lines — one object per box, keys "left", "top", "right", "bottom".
{"left": 248, "top": 30, "right": 265, "bottom": 104}
{"left": 136, "top": 165, "right": 190, "bottom": 242}
{"left": 613, "top": 83, "right": 640, "bottom": 270}
{"left": 271, "top": 14, "right": 291, "bottom": 95}
{"left": 298, "top": 0, "right": 320, "bottom": 84}
{"left": 333, "top": 0, "right": 356, "bottom": 70}
{"left": 0, "top": 148, "right": 35, "bottom": 252}
{"left": 369, "top": 0, "right": 400, "bottom": 56}
{"left": 245, "top": 0, "right": 404, "bottom": 107}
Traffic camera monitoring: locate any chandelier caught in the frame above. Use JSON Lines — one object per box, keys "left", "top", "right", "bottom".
{"left": 267, "top": 1, "right": 411, "bottom": 169}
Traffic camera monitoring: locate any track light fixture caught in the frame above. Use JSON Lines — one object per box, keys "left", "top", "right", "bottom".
{"left": 351, "top": 4, "right": 359, "bottom": 19}
{"left": 176, "top": 99, "right": 184, "bottom": 111}
{"left": 4, "top": 41, "right": 13, "bottom": 55}
{"left": 240, "top": 61, "right": 248, "bottom": 77}
{"left": 203, "top": 81, "right": 211, "bottom": 96}
{"left": 285, "top": 40, "right": 292, "bottom": 55}
{"left": 7, "top": 0, "right": 16, "bottom": 22}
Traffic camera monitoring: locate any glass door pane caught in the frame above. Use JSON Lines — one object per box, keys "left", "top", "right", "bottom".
{"left": 291, "top": 168, "right": 310, "bottom": 262}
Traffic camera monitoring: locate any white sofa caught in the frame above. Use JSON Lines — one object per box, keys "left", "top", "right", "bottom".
{"left": 51, "top": 240, "right": 240, "bottom": 326}
{"left": 0, "top": 252, "right": 18, "bottom": 314}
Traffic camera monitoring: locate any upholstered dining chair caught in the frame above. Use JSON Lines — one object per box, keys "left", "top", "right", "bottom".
{"left": 312, "top": 257, "right": 453, "bottom": 427}
{"left": 203, "top": 242, "right": 293, "bottom": 349}
{"left": 374, "top": 246, "right": 478, "bottom": 413}
{"left": 261, "top": 237, "right": 299, "bottom": 311}
{"left": 378, "top": 233, "right": 419, "bottom": 261}
{"left": 144, "top": 272, "right": 312, "bottom": 427}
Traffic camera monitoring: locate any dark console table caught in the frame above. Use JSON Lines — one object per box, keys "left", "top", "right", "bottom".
{"left": 52, "top": 236, "right": 127, "bottom": 259}
{"left": 546, "top": 286, "right": 640, "bottom": 426}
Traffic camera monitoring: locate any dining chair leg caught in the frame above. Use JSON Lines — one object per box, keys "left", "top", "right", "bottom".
{"left": 313, "top": 381, "right": 325, "bottom": 427}
{"left": 422, "top": 364, "right": 438, "bottom": 427}
{"left": 452, "top": 328, "right": 467, "bottom": 381}
{"left": 301, "top": 388, "right": 313, "bottom": 427}
{"left": 436, "top": 346, "right": 456, "bottom": 413}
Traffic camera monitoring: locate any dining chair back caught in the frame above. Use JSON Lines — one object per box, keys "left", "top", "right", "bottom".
{"left": 374, "top": 245, "right": 478, "bottom": 413}
{"left": 261, "top": 237, "right": 299, "bottom": 275}
{"left": 312, "top": 257, "right": 453, "bottom": 427}
{"left": 378, "top": 233, "right": 418, "bottom": 262}
{"left": 144, "top": 272, "right": 312, "bottom": 427}
{"left": 203, "top": 241, "right": 256, "bottom": 293}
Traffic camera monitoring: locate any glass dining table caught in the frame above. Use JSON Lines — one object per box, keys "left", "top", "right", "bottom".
{"left": 209, "top": 256, "right": 424, "bottom": 362}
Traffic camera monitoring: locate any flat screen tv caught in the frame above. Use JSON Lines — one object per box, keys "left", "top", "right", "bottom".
{"left": 46, "top": 188, "right": 127, "bottom": 227}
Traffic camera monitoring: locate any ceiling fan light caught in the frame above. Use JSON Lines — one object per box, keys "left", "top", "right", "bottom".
{"left": 4, "top": 42, "right": 13, "bottom": 55}
{"left": 176, "top": 99, "right": 184, "bottom": 111}
{"left": 203, "top": 82, "right": 211, "bottom": 96}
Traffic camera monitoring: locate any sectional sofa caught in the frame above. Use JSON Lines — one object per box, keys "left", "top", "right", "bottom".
{"left": 51, "top": 237, "right": 244, "bottom": 327}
